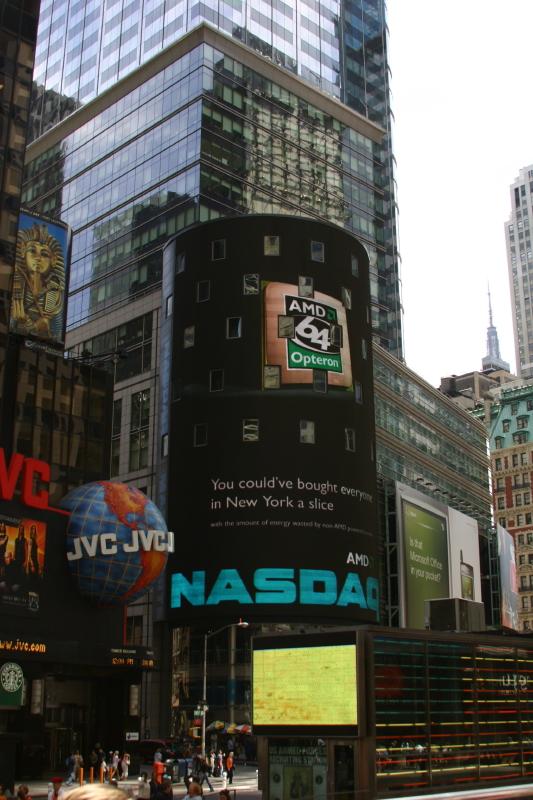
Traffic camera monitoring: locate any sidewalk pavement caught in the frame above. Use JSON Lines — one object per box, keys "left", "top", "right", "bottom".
{"left": 23, "top": 765, "right": 261, "bottom": 800}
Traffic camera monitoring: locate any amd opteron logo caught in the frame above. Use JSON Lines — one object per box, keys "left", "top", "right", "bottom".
{"left": 285, "top": 296, "right": 343, "bottom": 373}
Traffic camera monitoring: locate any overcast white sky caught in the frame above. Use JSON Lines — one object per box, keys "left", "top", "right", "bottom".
{"left": 387, "top": 0, "right": 533, "bottom": 387}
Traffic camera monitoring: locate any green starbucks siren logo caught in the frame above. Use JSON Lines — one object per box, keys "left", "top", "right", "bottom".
{"left": 285, "top": 296, "right": 343, "bottom": 373}
{"left": 0, "top": 662, "right": 23, "bottom": 693}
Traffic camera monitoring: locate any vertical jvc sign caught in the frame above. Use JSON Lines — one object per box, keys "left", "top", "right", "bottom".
{"left": 0, "top": 449, "right": 50, "bottom": 510}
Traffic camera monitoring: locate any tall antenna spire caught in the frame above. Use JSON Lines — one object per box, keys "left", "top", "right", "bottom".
{"left": 482, "top": 284, "right": 509, "bottom": 371}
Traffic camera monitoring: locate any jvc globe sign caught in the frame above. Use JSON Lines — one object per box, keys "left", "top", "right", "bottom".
{"left": 60, "top": 482, "right": 173, "bottom": 606}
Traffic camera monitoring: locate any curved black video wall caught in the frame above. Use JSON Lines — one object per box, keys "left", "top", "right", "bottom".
{"left": 165, "top": 215, "right": 379, "bottom": 624}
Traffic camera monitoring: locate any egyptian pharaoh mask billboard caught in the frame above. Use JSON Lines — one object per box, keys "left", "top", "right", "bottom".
{"left": 9, "top": 210, "right": 71, "bottom": 346}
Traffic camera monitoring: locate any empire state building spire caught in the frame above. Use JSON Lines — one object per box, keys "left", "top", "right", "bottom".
{"left": 482, "top": 285, "right": 509, "bottom": 371}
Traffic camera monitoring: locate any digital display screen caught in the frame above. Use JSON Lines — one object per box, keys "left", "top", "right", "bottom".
{"left": 253, "top": 644, "right": 357, "bottom": 727}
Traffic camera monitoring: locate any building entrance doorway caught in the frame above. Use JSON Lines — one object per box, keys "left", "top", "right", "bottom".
{"left": 328, "top": 742, "right": 356, "bottom": 800}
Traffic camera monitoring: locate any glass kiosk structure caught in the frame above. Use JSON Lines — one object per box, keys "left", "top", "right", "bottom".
{"left": 252, "top": 628, "right": 533, "bottom": 800}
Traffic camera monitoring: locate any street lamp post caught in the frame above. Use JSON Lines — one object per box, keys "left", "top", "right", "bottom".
{"left": 201, "top": 619, "right": 248, "bottom": 757}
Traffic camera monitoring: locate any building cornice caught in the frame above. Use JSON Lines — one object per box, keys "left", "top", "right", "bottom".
{"left": 27, "top": 23, "right": 384, "bottom": 161}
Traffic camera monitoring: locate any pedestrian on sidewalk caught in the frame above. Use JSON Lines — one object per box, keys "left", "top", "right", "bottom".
{"left": 214, "top": 752, "right": 223, "bottom": 778}
{"left": 48, "top": 778, "right": 64, "bottom": 800}
{"left": 70, "top": 751, "right": 84, "bottom": 784}
{"left": 197, "top": 757, "right": 214, "bottom": 792}
{"left": 120, "top": 753, "right": 130, "bottom": 781}
{"left": 110, "top": 752, "right": 120, "bottom": 781}
{"left": 66, "top": 752, "right": 76, "bottom": 785}
{"left": 225, "top": 753, "right": 234, "bottom": 785}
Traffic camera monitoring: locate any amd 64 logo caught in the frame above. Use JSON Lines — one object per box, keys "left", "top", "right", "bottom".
{"left": 284, "top": 296, "right": 343, "bottom": 373}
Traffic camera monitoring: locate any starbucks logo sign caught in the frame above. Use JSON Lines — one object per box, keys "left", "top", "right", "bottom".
{"left": 0, "top": 662, "right": 23, "bottom": 693}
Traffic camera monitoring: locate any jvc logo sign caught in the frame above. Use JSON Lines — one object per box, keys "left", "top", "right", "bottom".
{"left": 0, "top": 449, "right": 50, "bottom": 510}
{"left": 284, "top": 296, "right": 343, "bottom": 373}
{"left": 67, "top": 529, "right": 175, "bottom": 561}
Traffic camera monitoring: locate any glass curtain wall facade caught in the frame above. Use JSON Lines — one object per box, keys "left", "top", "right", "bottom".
{"left": 31, "top": 0, "right": 389, "bottom": 133}
{"left": 373, "top": 345, "right": 494, "bottom": 626}
{"left": 30, "top": 0, "right": 401, "bottom": 356}
{"left": 374, "top": 345, "right": 492, "bottom": 527}
{"left": 25, "top": 32, "right": 386, "bottom": 335}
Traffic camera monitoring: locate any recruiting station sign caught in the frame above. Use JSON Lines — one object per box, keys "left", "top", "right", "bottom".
{"left": 166, "top": 216, "right": 379, "bottom": 625}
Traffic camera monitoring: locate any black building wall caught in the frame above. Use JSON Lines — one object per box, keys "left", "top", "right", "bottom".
{"left": 164, "top": 215, "right": 380, "bottom": 625}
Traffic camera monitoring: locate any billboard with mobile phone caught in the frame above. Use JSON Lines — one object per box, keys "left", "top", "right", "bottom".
{"left": 396, "top": 484, "right": 482, "bottom": 629}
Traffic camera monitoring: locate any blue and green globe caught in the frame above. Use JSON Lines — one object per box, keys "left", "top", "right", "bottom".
{"left": 60, "top": 481, "right": 169, "bottom": 606}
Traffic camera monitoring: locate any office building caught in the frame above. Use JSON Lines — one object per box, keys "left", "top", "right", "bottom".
{"left": 29, "top": 0, "right": 402, "bottom": 357}
{"left": 506, "top": 165, "right": 533, "bottom": 378}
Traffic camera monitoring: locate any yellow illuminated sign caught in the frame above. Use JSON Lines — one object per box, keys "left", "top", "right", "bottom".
{"left": 253, "top": 644, "right": 357, "bottom": 726}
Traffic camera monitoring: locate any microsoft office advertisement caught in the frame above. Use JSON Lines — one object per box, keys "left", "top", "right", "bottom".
{"left": 396, "top": 484, "right": 482, "bottom": 629}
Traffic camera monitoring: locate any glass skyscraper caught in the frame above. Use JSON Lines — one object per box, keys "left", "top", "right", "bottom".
{"left": 29, "top": 0, "right": 402, "bottom": 356}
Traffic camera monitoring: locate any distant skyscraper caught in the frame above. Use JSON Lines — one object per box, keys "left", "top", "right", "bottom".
{"left": 506, "top": 165, "right": 533, "bottom": 378}
{"left": 482, "top": 285, "right": 509, "bottom": 372}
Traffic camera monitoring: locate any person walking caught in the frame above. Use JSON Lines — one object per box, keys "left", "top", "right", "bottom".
{"left": 68, "top": 751, "right": 84, "bottom": 785}
{"left": 111, "top": 752, "right": 120, "bottom": 781}
{"left": 65, "top": 752, "right": 76, "bottom": 786}
{"left": 197, "top": 757, "right": 214, "bottom": 792}
{"left": 48, "top": 778, "right": 64, "bottom": 800}
{"left": 225, "top": 753, "right": 234, "bottom": 785}
{"left": 94, "top": 744, "right": 106, "bottom": 782}
{"left": 214, "top": 752, "right": 223, "bottom": 778}
{"left": 120, "top": 753, "right": 130, "bottom": 781}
